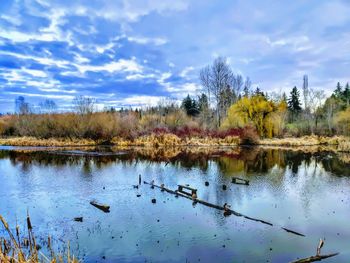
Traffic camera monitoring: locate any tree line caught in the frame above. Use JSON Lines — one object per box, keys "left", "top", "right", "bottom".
{"left": 0, "top": 56, "right": 349, "bottom": 140}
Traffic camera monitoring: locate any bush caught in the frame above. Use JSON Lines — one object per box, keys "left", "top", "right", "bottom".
{"left": 240, "top": 126, "right": 259, "bottom": 145}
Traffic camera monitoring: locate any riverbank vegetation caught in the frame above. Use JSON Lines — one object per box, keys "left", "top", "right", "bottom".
{"left": 0, "top": 214, "right": 78, "bottom": 263}
{"left": 0, "top": 57, "right": 349, "bottom": 149}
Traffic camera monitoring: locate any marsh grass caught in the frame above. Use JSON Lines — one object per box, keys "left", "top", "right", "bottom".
{"left": 0, "top": 137, "right": 96, "bottom": 147}
{"left": 0, "top": 214, "right": 79, "bottom": 263}
{"left": 259, "top": 135, "right": 350, "bottom": 152}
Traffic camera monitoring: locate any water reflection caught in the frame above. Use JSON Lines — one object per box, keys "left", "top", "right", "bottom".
{"left": 1, "top": 146, "right": 349, "bottom": 177}
{"left": 0, "top": 146, "right": 350, "bottom": 262}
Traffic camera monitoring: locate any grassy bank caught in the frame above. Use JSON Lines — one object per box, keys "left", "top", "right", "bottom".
{"left": 0, "top": 134, "right": 242, "bottom": 147}
{"left": 0, "top": 137, "right": 97, "bottom": 147}
{"left": 1, "top": 134, "right": 350, "bottom": 152}
{"left": 259, "top": 135, "right": 350, "bottom": 152}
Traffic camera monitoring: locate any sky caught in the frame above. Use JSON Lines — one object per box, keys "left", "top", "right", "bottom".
{"left": 0, "top": 0, "right": 350, "bottom": 112}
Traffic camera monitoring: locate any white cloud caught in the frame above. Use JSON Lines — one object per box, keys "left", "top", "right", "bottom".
{"left": 22, "top": 68, "right": 48, "bottom": 78}
{"left": 76, "top": 58, "right": 143, "bottom": 74}
{"left": 179, "top": 66, "right": 194, "bottom": 78}
{"left": 127, "top": 36, "right": 168, "bottom": 45}
{"left": 6, "top": 92, "right": 75, "bottom": 100}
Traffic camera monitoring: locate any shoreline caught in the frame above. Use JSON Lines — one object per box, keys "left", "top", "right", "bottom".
{"left": 0, "top": 135, "right": 349, "bottom": 152}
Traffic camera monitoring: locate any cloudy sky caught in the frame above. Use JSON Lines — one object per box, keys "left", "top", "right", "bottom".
{"left": 0, "top": 0, "right": 350, "bottom": 112}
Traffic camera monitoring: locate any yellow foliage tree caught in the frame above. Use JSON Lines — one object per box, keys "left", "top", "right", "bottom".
{"left": 334, "top": 107, "right": 350, "bottom": 135}
{"left": 222, "top": 95, "right": 287, "bottom": 138}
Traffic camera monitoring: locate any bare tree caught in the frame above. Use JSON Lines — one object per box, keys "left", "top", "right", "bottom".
{"left": 325, "top": 97, "right": 337, "bottom": 133}
{"left": 243, "top": 77, "right": 252, "bottom": 97}
{"left": 73, "top": 96, "right": 95, "bottom": 115}
{"left": 309, "top": 89, "right": 325, "bottom": 132}
{"left": 200, "top": 56, "right": 235, "bottom": 126}
{"left": 232, "top": 74, "right": 244, "bottom": 98}
{"left": 15, "top": 96, "right": 31, "bottom": 115}
{"left": 39, "top": 99, "right": 57, "bottom": 114}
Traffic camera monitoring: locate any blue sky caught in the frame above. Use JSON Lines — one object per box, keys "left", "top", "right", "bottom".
{"left": 0, "top": 0, "right": 350, "bottom": 112}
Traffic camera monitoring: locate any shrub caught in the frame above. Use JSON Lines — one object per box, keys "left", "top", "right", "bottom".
{"left": 240, "top": 125, "right": 259, "bottom": 145}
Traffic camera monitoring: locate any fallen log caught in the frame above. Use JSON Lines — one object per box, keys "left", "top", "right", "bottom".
{"left": 290, "top": 238, "right": 338, "bottom": 262}
{"left": 90, "top": 201, "right": 110, "bottom": 213}
{"left": 282, "top": 227, "right": 305, "bottom": 237}
{"left": 290, "top": 253, "right": 339, "bottom": 263}
{"left": 144, "top": 181, "right": 269, "bottom": 224}
{"left": 232, "top": 176, "right": 249, "bottom": 185}
{"left": 244, "top": 215, "right": 273, "bottom": 226}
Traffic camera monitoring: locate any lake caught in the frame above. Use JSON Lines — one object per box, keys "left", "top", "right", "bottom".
{"left": 0, "top": 146, "right": 349, "bottom": 262}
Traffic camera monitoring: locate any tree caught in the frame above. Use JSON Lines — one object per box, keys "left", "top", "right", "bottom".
{"left": 197, "top": 93, "right": 211, "bottom": 127}
{"left": 200, "top": 57, "right": 235, "bottom": 126}
{"left": 324, "top": 97, "right": 338, "bottom": 133}
{"left": 181, "top": 94, "right": 199, "bottom": 117}
{"left": 15, "top": 96, "right": 31, "bottom": 115}
{"left": 219, "top": 85, "right": 235, "bottom": 118}
{"left": 343, "top": 83, "right": 350, "bottom": 107}
{"left": 197, "top": 93, "right": 209, "bottom": 112}
{"left": 243, "top": 77, "right": 252, "bottom": 97}
{"left": 39, "top": 99, "right": 57, "bottom": 113}
{"left": 334, "top": 107, "right": 350, "bottom": 135}
{"left": 254, "top": 87, "right": 264, "bottom": 97}
{"left": 334, "top": 82, "right": 343, "bottom": 100}
{"left": 232, "top": 74, "right": 244, "bottom": 97}
{"left": 288, "top": 86, "right": 302, "bottom": 121}
{"left": 73, "top": 96, "right": 95, "bottom": 115}
{"left": 222, "top": 95, "right": 287, "bottom": 138}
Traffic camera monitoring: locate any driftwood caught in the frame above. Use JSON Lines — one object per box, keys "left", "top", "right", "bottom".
{"left": 232, "top": 176, "right": 249, "bottom": 185}
{"left": 282, "top": 227, "right": 305, "bottom": 237}
{"left": 290, "top": 253, "right": 339, "bottom": 263}
{"left": 143, "top": 181, "right": 309, "bottom": 237}
{"left": 178, "top": 185, "right": 197, "bottom": 197}
{"left": 290, "top": 239, "right": 339, "bottom": 263}
{"left": 90, "top": 201, "right": 110, "bottom": 213}
{"left": 144, "top": 181, "right": 269, "bottom": 223}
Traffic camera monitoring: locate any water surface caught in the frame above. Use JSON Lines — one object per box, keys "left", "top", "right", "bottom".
{"left": 0, "top": 146, "right": 349, "bottom": 262}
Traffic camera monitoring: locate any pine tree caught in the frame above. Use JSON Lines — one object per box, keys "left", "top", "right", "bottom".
{"left": 181, "top": 94, "right": 199, "bottom": 116}
{"left": 288, "top": 86, "right": 302, "bottom": 121}
{"left": 343, "top": 83, "right": 350, "bottom": 107}
{"left": 334, "top": 82, "right": 343, "bottom": 99}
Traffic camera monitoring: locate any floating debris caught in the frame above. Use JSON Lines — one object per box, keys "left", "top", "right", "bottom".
{"left": 90, "top": 201, "right": 110, "bottom": 213}
{"left": 74, "top": 217, "right": 83, "bottom": 222}
{"left": 232, "top": 176, "right": 249, "bottom": 185}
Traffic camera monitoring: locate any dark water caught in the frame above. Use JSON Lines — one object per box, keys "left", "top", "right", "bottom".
{"left": 0, "top": 146, "right": 349, "bottom": 262}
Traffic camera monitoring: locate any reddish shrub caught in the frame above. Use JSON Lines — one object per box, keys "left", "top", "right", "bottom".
{"left": 240, "top": 125, "right": 259, "bottom": 145}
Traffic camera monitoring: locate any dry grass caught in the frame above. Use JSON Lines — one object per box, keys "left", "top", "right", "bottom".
{"left": 111, "top": 133, "right": 241, "bottom": 147}
{"left": 0, "top": 137, "right": 97, "bottom": 147}
{"left": 0, "top": 214, "right": 78, "bottom": 263}
{"left": 259, "top": 135, "right": 350, "bottom": 152}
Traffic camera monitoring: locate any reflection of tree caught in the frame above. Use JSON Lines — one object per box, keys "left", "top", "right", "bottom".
{"left": 321, "top": 153, "right": 350, "bottom": 176}
{"left": 0, "top": 147, "right": 348, "bottom": 178}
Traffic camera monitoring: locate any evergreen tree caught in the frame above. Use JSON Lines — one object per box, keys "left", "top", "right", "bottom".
{"left": 288, "top": 86, "right": 302, "bottom": 121}
{"left": 288, "top": 87, "right": 302, "bottom": 112}
{"left": 334, "top": 82, "right": 343, "bottom": 99}
{"left": 181, "top": 94, "right": 199, "bottom": 116}
{"left": 254, "top": 87, "right": 265, "bottom": 97}
{"left": 344, "top": 83, "right": 350, "bottom": 107}
{"left": 197, "top": 93, "right": 209, "bottom": 112}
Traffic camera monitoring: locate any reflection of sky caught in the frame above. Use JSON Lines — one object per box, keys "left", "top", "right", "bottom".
{"left": 0, "top": 149, "right": 349, "bottom": 262}
{"left": 1, "top": 1, "right": 350, "bottom": 112}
